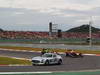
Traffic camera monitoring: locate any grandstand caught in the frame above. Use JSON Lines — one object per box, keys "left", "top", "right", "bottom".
{"left": 0, "top": 24, "right": 100, "bottom": 44}
{"left": 0, "top": 31, "right": 100, "bottom": 43}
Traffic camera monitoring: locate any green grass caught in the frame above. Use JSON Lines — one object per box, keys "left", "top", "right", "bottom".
{"left": 0, "top": 56, "right": 32, "bottom": 65}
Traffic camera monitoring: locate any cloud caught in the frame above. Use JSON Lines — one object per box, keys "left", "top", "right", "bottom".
{"left": 0, "top": 0, "right": 96, "bottom": 11}
{"left": 0, "top": 0, "right": 100, "bottom": 31}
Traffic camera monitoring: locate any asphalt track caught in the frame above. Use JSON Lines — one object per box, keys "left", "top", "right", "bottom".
{"left": 0, "top": 50, "right": 100, "bottom": 72}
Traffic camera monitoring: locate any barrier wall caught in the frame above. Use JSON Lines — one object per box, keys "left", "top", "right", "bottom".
{"left": 0, "top": 38, "right": 100, "bottom": 44}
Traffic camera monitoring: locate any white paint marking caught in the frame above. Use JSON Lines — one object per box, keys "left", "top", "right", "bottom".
{"left": 83, "top": 54, "right": 96, "bottom": 56}
{"left": 0, "top": 72, "right": 52, "bottom": 74}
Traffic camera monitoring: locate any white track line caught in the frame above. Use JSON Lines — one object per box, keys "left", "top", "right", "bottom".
{"left": 0, "top": 72, "right": 52, "bottom": 74}
{"left": 0, "top": 48, "right": 41, "bottom": 53}
{"left": 83, "top": 54, "right": 96, "bottom": 56}
{"left": 0, "top": 69, "right": 100, "bottom": 74}
{"left": 0, "top": 55, "right": 31, "bottom": 61}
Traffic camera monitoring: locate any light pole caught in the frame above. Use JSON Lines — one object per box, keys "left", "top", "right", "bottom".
{"left": 89, "top": 17, "right": 92, "bottom": 47}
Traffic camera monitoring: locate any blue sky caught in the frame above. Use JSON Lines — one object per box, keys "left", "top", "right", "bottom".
{"left": 0, "top": 0, "right": 100, "bottom": 31}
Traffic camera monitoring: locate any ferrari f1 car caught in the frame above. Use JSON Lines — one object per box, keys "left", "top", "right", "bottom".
{"left": 32, "top": 53, "right": 62, "bottom": 65}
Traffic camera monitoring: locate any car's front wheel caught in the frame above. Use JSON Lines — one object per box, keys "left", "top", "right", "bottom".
{"left": 32, "top": 64, "right": 36, "bottom": 66}
{"left": 45, "top": 60, "right": 49, "bottom": 65}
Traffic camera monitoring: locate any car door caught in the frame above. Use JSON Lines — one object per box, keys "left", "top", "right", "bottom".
{"left": 52, "top": 54, "right": 58, "bottom": 63}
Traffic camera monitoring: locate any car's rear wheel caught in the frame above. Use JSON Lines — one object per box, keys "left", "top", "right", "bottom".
{"left": 58, "top": 59, "right": 62, "bottom": 65}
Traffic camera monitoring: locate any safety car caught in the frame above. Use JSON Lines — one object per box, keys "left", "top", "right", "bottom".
{"left": 31, "top": 53, "right": 62, "bottom": 65}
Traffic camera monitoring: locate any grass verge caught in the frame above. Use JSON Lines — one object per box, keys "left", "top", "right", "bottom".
{"left": 0, "top": 56, "right": 31, "bottom": 65}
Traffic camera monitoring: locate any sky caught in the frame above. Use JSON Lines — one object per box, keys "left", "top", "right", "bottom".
{"left": 0, "top": 0, "right": 100, "bottom": 31}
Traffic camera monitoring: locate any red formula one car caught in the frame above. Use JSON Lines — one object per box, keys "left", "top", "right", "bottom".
{"left": 65, "top": 50, "right": 83, "bottom": 58}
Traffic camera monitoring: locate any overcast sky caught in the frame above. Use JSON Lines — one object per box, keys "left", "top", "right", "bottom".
{"left": 0, "top": 0, "right": 100, "bottom": 31}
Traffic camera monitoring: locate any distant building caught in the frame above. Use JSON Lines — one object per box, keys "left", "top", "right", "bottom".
{"left": 49, "top": 22, "right": 58, "bottom": 37}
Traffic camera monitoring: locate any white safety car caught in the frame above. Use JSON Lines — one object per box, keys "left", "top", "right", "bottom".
{"left": 31, "top": 53, "right": 62, "bottom": 65}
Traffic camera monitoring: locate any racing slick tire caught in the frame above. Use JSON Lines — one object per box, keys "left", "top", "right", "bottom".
{"left": 79, "top": 54, "right": 83, "bottom": 58}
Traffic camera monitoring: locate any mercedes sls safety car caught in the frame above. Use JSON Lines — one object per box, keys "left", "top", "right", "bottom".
{"left": 32, "top": 53, "right": 62, "bottom": 65}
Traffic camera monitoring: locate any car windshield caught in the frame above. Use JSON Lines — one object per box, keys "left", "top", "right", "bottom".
{"left": 42, "top": 54, "right": 52, "bottom": 57}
